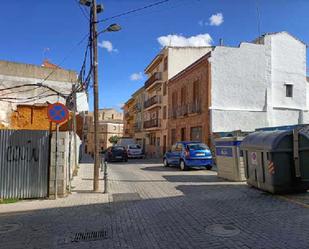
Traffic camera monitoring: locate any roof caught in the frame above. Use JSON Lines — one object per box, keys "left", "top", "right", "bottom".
{"left": 253, "top": 31, "right": 307, "bottom": 46}
{"left": 0, "top": 60, "right": 77, "bottom": 82}
{"left": 131, "top": 86, "right": 145, "bottom": 98}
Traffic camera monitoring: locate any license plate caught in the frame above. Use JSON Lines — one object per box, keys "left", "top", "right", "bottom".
{"left": 196, "top": 153, "right": 205, "bottom": 156}
{"left": 116, "top": 156, "right": 122, "bottom": 159}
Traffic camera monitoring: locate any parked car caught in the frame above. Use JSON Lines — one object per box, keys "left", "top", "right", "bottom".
{"left": 126, "top": 144, "right": 145, "bottom": 159}
{"left": 103, "top": 146, "right": 128, "bottom": 162}
{"left": 163, "top": 141, "right": 213, "bottom": 170}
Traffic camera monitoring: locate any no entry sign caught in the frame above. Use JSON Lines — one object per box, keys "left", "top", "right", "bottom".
{"left": 47, "top": 103, "right": 69, "bottom": 124}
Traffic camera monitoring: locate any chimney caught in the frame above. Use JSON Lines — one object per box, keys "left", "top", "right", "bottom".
{"left": 219, "top": 38, "right": 224, "bottom": 46}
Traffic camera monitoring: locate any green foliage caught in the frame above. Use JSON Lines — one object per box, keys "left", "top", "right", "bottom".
{"left": 0, "top": 198, "right": 19, "bottom": 204}
{"left": 109, "top": 135, "right": 120, "bottom": 145}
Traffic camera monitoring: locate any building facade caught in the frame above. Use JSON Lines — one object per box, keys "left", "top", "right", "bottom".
{"left": 83, "top": 108, "right": 123, "bottom": 155}
{"left": 168, "top": 32, "right": 309, "bottom": 148}
{"left": 0, "top": 60, "right": 88, "bottom": 130}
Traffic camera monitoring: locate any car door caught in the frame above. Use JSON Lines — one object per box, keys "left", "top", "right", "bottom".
{"left": 174, "top": 143, "right": 183, "bottom": 165}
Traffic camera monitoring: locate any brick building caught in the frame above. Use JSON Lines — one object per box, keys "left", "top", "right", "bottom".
{"left": 168, "top": 54, "right": 212, "bottom": 147}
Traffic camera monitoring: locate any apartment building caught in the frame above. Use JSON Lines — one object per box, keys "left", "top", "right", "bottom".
{"left": 123, "top": 98, "right": 136, "bottom": 137}
{"left": 168, "top": 32, "right": 308, "bottom": 148}
{"left": 83, "top": 108, "right": 123, "bottom": 155}
{"left": 145, "top": 47, "right": 214, "bottom": 157}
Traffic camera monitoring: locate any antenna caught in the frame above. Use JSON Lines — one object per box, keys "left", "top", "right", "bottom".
{"left": 255, "top": 0, "right": 261, "bottom": 43}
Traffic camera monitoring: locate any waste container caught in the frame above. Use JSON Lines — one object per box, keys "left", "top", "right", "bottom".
{"left": 215, "top": 137, "right": 246, "bottom": 181}
{"left": 240, "top": 129, "right": 309, "bottom": 194}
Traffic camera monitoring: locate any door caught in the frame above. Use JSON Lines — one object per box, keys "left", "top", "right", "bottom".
{"left": 181, "top": 128, "right": 186, "bottom": 141}
{"left": 169, "top": 143, "right": 183, "bottom": 165}
{"left": 163, "top": 135, "right": 167, "bottom": 154}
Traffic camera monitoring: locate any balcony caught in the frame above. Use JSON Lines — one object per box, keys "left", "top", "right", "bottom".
{"left": 133, "top": 103, "right": 142, "bottom": 112}
{"left": 144, "top": 119, "right": 160, "bottom": 129}
{"left": 144, "top": 72, "right": 162, "bottom": 89}
{"left": 170, "top": 102, "right": 202, "bottom": 119}
{"left": 134, "top": 122, "right": 142, "bottom": 132}
{"left": 144, "top": 95, "right": 161, "bottom": 109}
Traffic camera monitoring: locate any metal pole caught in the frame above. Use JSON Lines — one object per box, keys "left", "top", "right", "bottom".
{"left": 103, "top": 160, "right": 108, "bottom": 194}
{"left": 54, "top": 123, "right": 59, "bottom": 199}
{"left": 72, "top": 84, "right": 78, "bottom": 170}
{"left": 92, "top": 0, "right": 100, "bottom": 192}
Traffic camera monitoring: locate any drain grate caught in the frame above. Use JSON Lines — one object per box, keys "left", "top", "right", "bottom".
{"left": 72, "top": 230, "right": 108, "bottom": 243}
{"left": 205, "top": 224, "right": 240, "bottom": 237}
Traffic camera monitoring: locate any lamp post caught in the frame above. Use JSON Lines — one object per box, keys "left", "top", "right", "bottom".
{"left": 79, "top": 0, "right": 121, "bottom": 192}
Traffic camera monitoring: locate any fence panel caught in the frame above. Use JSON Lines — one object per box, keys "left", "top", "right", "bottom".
{"left": 0, "top": 130, "right": 50, "bottom": 199}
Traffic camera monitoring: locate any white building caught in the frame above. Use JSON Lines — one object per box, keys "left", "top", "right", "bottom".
{"left": 209, "top": 31, "right": 308, "bottom": 132}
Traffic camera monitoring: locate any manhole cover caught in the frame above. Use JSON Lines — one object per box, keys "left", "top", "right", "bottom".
{"left": 0, "top": 223, "right": 22, "bottom": 234}
{"left": 205, "top": 224, "right": 240, "bottom": 237}
{"left": 72, "top": 230, "right": 108, "bottom": 243}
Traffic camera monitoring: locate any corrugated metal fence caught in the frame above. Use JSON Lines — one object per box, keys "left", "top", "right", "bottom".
{"left": 0, "top": 130, "right": 50, "bottom": 199}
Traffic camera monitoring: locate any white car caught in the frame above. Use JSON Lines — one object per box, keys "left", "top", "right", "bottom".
{"left": 126, "top": 144, "right": 145, "bottom": 159}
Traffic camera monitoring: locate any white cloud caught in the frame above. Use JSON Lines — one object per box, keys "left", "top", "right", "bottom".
{"left": 209, "top": 13, "right": 224, "bottom": 26}
{"left": 130, "top": 72, "right": 143, "bottom": 81}
{"left": 157, "top": 34, "right": 213, "bottom": 47}
{"left": 98, "top": 40, "right": 118, "bottom": 52}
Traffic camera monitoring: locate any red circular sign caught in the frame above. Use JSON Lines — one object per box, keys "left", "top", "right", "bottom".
{"left": 47, "top": 103, "right": 69, "bottom": 124}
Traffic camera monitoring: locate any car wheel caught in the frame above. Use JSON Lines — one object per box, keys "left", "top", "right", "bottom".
{"left": 179, "top": 160, "right": 187, "bottom": 171}
{"left": 163, "top": 158, "right": 169, "bottom": 167}
{"left": 206, "top": 165, "right": 212, "bottom": 170}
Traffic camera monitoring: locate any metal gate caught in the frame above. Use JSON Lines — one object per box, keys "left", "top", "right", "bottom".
{"left": 0, "top": 130, "right": 50, "bottom": 199}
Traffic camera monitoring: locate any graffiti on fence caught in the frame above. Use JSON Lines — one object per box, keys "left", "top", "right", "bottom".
{"left": 6, "top": 140, "right": 39, "bottom": 162}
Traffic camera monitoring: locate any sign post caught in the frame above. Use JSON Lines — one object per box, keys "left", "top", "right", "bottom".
{"left": 47, "top": 103, "right": 69, "bottom": 199}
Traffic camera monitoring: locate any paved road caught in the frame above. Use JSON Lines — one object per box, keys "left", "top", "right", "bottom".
{"left": 0, "top": 160, "right": 309, "bottom": 249}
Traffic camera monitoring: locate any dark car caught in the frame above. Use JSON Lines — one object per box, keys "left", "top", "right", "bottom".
{"left": 104, "top": 146, "right": 128, "bottom": 162}
{"left": 163, "top": 141, "right": 213, "bottom": 170}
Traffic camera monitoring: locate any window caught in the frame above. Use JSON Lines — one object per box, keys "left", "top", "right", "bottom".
{"left": 193, "top": 80, "right": 200, "bottom": 103}
{"left": 181, "top": 127, "right": 186, "bottom": 141}
{"left": 163, "top": 82, "right": 167, "bottom": 96}
{"left": 286, "top": 84, "right": 293, "bottom": 97}
{"left": 171, "top": 129, "right": 176, "bottom": 145}
{"left": 181, "top": 86, "right": 187, "bottom": 106}
{"left": 163, "top": 106, "right": 167, "bottom": 119}
{"left": 190, "top": 126, "right": 202, "bottom": 141}
{"left": 163, "top": 57, "right": 168, "bottom": 71}
{"left": 175, "top": 143, "right": 183, "bottom": 151}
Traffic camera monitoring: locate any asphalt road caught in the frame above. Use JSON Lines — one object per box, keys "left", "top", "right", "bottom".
{"left": 0, "top": 160, "right": 309, "bottom": 249}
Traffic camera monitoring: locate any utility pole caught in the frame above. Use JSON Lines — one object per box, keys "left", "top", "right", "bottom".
{"left": 92, "top": 0, "right": 100, "bottom": 192}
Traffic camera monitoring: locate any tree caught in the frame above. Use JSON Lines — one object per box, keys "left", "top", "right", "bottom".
{"left": 109, "top": 135, "right": 119, "bottom": 145}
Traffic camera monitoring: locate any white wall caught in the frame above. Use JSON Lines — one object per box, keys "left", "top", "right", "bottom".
{"left": 210, "top": 42, "right": 268, "bottom": 132}
{"left": 168, "top": 47, "right": 212, "bottom": 79}
{"left": 265, "top": 32, "right": 307, "bottom": 126}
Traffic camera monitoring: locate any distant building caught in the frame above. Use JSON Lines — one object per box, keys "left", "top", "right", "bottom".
{"left": 168, "top": 32, "right": 309, "bottom": 148}
{"left": 0, "top": 59, "right": 88, "bottom": 130}
{"left": 82, "top": 108, "right": 124, "bottom": 155}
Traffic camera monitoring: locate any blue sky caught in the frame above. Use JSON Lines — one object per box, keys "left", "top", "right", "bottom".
{"left": 0, "top": 0, "right": 308, "bottom": 111}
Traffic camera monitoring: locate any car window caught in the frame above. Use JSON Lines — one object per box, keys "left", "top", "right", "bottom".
{"left": 187, "top": 143, "right": 208, "bottom": 150}
{"left": 171, "top": 144, "right": 177, "bottom": 152}
{"left": 112, "top": 146, "right": 125, "bottom": 151}
{"left": 129, "top": 144, "right": 141, "bottom": 149}
{"left": 175, "top": 143, "right": 183, "bottom": 151}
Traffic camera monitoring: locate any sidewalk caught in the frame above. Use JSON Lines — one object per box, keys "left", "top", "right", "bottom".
{"left": 0, "top": 163, "right": 109, "bottom": 215}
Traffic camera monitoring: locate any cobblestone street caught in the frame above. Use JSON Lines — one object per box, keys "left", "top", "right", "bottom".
{"left": 0, "top": 160, "right": 309, "bottom": 249}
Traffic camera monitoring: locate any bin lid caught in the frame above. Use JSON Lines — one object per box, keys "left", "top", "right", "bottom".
{"left": 240, "top": 130, "right": 293, "bottom": 151}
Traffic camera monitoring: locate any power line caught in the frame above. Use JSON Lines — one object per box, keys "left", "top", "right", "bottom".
{"left": 98, "top": 0, "right": 170, "bottom": 23}
{"left": 75, "top": 0, "right": 90, "bottom": 21}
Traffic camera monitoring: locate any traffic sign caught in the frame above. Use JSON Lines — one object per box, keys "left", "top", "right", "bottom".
{"left": 47, "top": 103, "right": 69, "bottom": 124}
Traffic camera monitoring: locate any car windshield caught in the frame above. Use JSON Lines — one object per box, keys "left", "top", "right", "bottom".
{"left": 129, "top": 144, "right": 141, "bottom": 149}
{"left": 187, "top": 143, "right": 208, "bottom": 150}
{"left": 112, "top": 146, "right": 125, "bottom": 151}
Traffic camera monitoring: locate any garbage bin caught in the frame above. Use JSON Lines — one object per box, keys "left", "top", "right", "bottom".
{"left": 240, "top": 130, "right": 309, "bottom": 194}
{"left": 215, "top": 137, "right": 245, "bottom": 181}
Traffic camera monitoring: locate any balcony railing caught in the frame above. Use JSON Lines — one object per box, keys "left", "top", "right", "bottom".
{"left": 134, "top": 122, "right": 142, "bottom": 132}
{"left": 170, "top": 102, "right": 202, "bottom": 119}
{"left": 144, "top": 72, "right": 162, "bottom": 89}
{"left": 144, "top": 119, "right": 160, "bottom": 129}
{"left": 133, "top": 103, "right": 142, "bottom": 112}
{"left": 144, "top": 95, "right": 161, "bottom": 109}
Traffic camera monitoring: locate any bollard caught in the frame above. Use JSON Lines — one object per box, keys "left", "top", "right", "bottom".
{"left": 103, "top": 160, "right": 108, "bottom": 194}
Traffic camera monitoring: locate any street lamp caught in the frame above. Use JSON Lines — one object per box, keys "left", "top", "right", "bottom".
{"left": 79, "top": 0, "right": 121, "bottom": 192}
